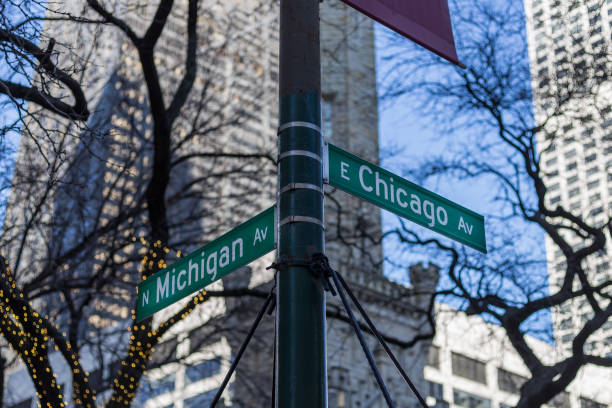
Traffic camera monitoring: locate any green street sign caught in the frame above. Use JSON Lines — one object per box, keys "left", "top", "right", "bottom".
{"left": 326, "top": 143, "right": 487, "bottom": 253}
{"left": 136, "top": 206, "right": 276, "bottom": 321}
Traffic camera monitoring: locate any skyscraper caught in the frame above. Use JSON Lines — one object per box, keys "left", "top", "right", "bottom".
{"left": 2, "top": 1, "right": 435, "bottom": 407}
{"left": 523, "top": 0, "right": 611, "bottom": 355}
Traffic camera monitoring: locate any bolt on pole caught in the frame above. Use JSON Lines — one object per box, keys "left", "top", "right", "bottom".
{"left": 276, "top": 0, "right": 327, "bottom": 406}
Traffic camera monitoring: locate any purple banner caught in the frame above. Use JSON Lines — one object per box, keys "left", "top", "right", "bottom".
{"left": 340, "top": 0, "right": 459, "bottom": 65}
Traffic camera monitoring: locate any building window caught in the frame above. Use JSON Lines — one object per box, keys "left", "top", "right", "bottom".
{"left": 453, "top": 388, "right": 491, "bottom": 408}
{"left": 139, "top": 373, "right": 175, "bottom": 399}
{"left": 589, "top": 193, "right": 601, "bottom": 203}
{"left": 587, "top": 3, "right": 601, "bottom": 13}
{"left": 183, "top": 390, "right": 217, "bottom": 408}
{"left": 586, "top": 166, "right": 599, "bottom": 176}
{"left": 550, "top": 391, "right": 571, "bottom": 408}
{"left": 584, "top": 140, "right": 596, "bottom": 149}
{"left": 561, "top": 333, "right": 574, "bottom": 343}
{"left": 596, "top": 262, "right": 609, "bottom": 272}
{"left": 427, "top": 345, "right": 440, "bottom": 368}
{"left": 587, "top": 180, "right": 600, "bottom": 190}
{"left": 8, "top": 399, "right": 32, "bottom": 408}
{"left": 564, "top": 149, "right": 576, "bottom": 158}
{"left": 451, "top": 352, "right": 487, "bottom": 384}
{"left": 497, "top": 368, "right": 527, "bottom": 394}
{"left": 329, "top": 388, "right": 348, "bottom": 408}
{"left": 88, "top": 367, "right": 105, "bottom": 393}
{"left": 590, "top": 207, "right": 603, "bottom": 216}
{"left": 427, "top": 380, "right": 444, "bottom": 400}
{"left": 559, "top": 318, "right": 573, "bottom": 329}
{"left": 579, "top": 397, "right": 607, "bottom": 408}
{"left": 185, "top": 357, "right": 222, "bottom": 384}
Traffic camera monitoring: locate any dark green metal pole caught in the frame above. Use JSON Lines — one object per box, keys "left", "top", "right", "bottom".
{"left": 276, "top": 0, "right": 326, "bottom": 406}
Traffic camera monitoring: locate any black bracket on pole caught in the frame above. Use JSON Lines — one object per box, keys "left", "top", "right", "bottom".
{"left": 210, "top": 284, "right": 276, "bottom": 408}
{"left": 308, "top": 253, "right": 429, "bottom": 408}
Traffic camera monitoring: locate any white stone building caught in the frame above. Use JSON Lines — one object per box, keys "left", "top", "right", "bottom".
{"left": 424, "top": 305, "right": 612, "bottom": 408}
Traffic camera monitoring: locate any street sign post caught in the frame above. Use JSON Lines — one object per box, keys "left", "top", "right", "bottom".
{"left": 276, "top": 0, "right": 327, "bottom": 406}
{"left": 338, "top": 0, "right": 461, "bottom": 66}
{"left": 136, "top": 206, "right": 275, "bottom": 321}
{"left": 326, "top": 143, "right": 486, "bottom": 253}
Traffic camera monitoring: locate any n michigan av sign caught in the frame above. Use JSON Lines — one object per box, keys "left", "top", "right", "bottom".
{"left": 136, "top": 207, "right": 275, "bottom": 321}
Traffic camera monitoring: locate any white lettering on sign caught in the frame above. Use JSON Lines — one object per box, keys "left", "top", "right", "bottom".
{"left": 437, "top": 207, "right": 448, "bottom": 226}
{"left": 177, "top": 269, "right": 187, "bottom": 291}
{"left": 375, "top": 171, "right": 387, "bottom": 199}
{"left": 232, "top": 238, "right": 243, "bottom": 261}
{"left": 220, "top": 246, "right": 230, "bottom": 268}
{"left": 340, "top": 161, "right": 452, "bottom": 230}
{"left": 154, "top": 237, "right": 246, "bottom": 301}
{"left": 359, "top": 165, "right": 373, "bottom": 192}
{"left": 341, "top": 162, "right": 350, "bottom": 180}
{"left": 189, "top": 259, "right": 198, "bottom": 286}
{"left": 397, "top": 188, "right": 408, "bottom": 208}
{"left": 253, "top": 227, "right": 268, "bottom": 246}
{"left": 410, "top": 194, "right": 421, "bottom": 214}
{"left": 423, "top": 200, "right": 435, "bottom": 227}
{"left": 157, "top": 272, "right": 169, "bottom": 302}
{"left": 207, "top": 252, "right": 217, "bottom": 280}
{"left": 458, "top": 217, "right": 473, "bottom": 235}
{"left": 142, "top": 290, "right": 149, "bottom": 306}
{"left": 200, "top": 253, "right": 207, "bottom": 280}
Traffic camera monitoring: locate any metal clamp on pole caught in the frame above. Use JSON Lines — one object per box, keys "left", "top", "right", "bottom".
{"left": 279, "top": 183, "right": 324, "bottom": 195}
{"left": 278, "top": 121, "right": 322, "bottom": 135}
{"left": 278, "top": 215, "right": 325, "bottom": 229}
{"left": 278, "top": 150, "right": 322, "bottom": 163}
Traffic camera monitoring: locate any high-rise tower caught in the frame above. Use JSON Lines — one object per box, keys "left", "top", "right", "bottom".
{"left": 523, "top": 0, "right": 611, "bottom": 356}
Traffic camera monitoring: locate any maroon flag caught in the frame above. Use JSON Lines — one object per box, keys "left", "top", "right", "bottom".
{"left": 340, "top": 0, "right": 460, "bottom": 66}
